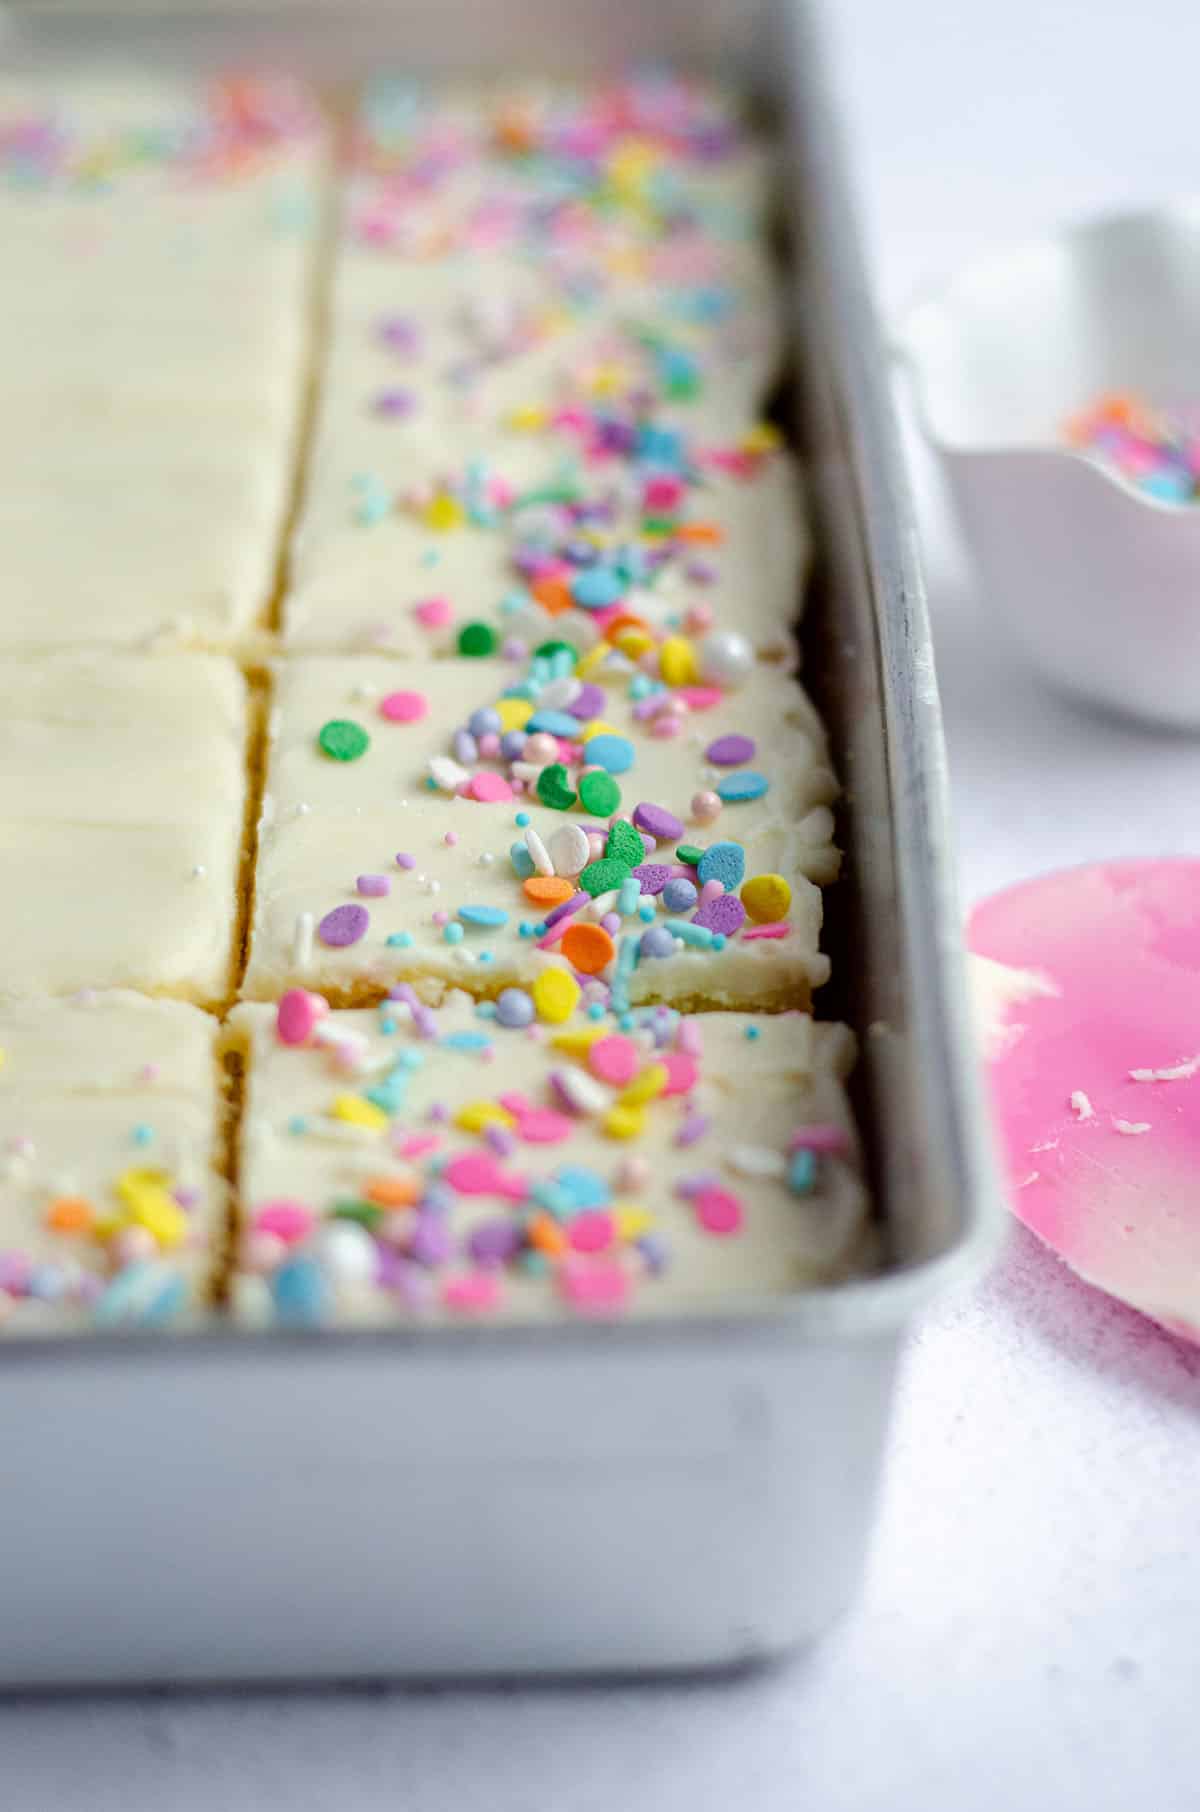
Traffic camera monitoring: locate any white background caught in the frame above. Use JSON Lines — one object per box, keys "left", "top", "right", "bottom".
{"left": 8, "top": 3, "right": 1200, "bottom": 1805}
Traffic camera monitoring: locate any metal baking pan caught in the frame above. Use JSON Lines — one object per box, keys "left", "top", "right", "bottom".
{"left": 0, "top": 0, "right": 1002, "bottom": 1684}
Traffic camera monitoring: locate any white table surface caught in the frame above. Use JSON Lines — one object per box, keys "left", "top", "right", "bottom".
{"left": 8, "top": 4, "right": 1200, "bottom": 1805}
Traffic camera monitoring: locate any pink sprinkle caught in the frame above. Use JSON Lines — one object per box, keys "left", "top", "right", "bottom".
{"left": 677, "top": 687, "right": 724, "bottom": 712}
{"left": 414, "top": 596, "right": 452, "bottom": 628}
{"left": 253, "top": 1200, "right": 315, "bottom": 1244}
{"left": 379, "top": 690, "right": 429, "bottom": 723}
{"left": 742, "top": 921, "right": 791, "bottom": 941}
{"left": 569, "top": 1210, "right": 616, "bottom": 1254}
{"left": 443, "top": 1152, "right": 506, "bottom": 1196}
{"left": 789, "top": 1124, "right": 850, "bottom": 1156}
{"left": 512, "top": 1107, "right": 573, "bottom": 1145}
{"left": 442, "top": 1272, "right": 502, "bottom": 1314}
{"left": 478, "top": 732, "right": 501, "bottom": 759}
{"left": 677, "top": 1018, "right": 704, "bottom": 1057}
{"left": 694, "top": 1188, "right": 744, "bottom": 1236}
{"left": 395, "top": 1133, "right": 440, "bottom": 1159}
{"left": 468, "top": 771, "right": 514, "bottom": 804}
{"left": 138, "top": 1063, "right": 160, "bottom": 1083}
{"left": 444, "top": 830, "right": 459, "bottom": 847}
{"left": 357, "top": 873, "right": 391, "bottom": 897}
{"left": 275, "top": 987, "right": 327, "bottom": 1047}
{"left": 699, "top": 878, "right": 725, "bottom": 906}
{"left": 650, "top": 716, "right": 683, "bottom": 740}
{"left": 588, "top": 1035, "right": 640, "bottom": 1086}
{"left": 432, "top": 910, "right": 449, "bottom": 928}
{"left": 660, "top": 1052, "right": 698, "bottom": 1096}
{"left": 558, "top": 1260, "right": 630, "bottom": 1314}
{"left": 537, "top": 918, "right": 571, "bottom": 949}
{"left": 396, "top": 852, "right": 416, "bottom": 870}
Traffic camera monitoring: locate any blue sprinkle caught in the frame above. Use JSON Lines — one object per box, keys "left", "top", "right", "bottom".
{"left": 271, "top": 1256, "right": 329, "bottom": 1329}
{"left": 287, "top": 1116, "right": 309, "bottom": 1135}
{"left": 400, "top": 1049, "right": 425, "bottom": 1070}
{"left": 386, "top": 931, "right": 413, "bottom": 948}
{"left": 555, "top": 1166, "right": 610, "bottom": 1209}
{"left": 584, "top": 733, "right": 635, "bottom": 774}
{"left": 571, "top": 567, "right": 623, "bottom": 609}
{"left": 526, "top": 709, "right": 581, "bottom": 737}
{"left": 442, "top": 1030, "right": 493, "bottom": 1051}
{"left": 716, "top": 771, "right": 769, "bottom": 803}
{"left": 697, "top": 840, "right": 746, "bottom": 891}
{"left": 458, "top": 904, "right": 509, "bottom": 928}
{"left": 131, "top": 1123, "right": 154, "bottom": 1148}
{"left": 662, "top": 877, "right": 698, "bottom": 912}
{"left": 788, "top": 1150, "right": 817, "bottom": 1195}
{"left": 94, "top": 1263, "right": 187, "bottom": 1329}
{"left": 478, "top": 951, "right": 494, "bottom": 964}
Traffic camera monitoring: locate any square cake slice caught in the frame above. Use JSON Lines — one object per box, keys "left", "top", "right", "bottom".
{"left": 0, "top": 655, "right": 249, "bottom": 1003}
{"left": 229, "top": 989, "right": 870, "bottom": 1326}
{"left": 243, "top": 656, "right": 837, "bottom": 1010}
{"left": 0, "top": 992, "right": 226, "bottom": 1333}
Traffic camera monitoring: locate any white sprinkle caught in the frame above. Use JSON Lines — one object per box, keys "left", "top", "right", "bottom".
{"left": 554, "top": 1069, "right": 614, "bottom": 1115}
{"left": 1031, "top": 1138, "right": 1059, "bottom": 1153}
{"left": 1113, "top": 1118, "right": 1151, "bottom": 1136}
{"left": 293, "top": 912, "right": 314, "bottom": 970}
{"left": 428, "top": 755, "right": 470, "bottom": 792}
{"left": 587, "top": 889, "right": 620, "bottom": 921}
{"left": 1016, "top": 1171, "right": 1039, "bottom": 1189}
{"left": 1129, "top": 1053, "right": 1200, "bottom": 1082}
{"left": 479, "top": 852, "right": 496, "bottom": 867}
{"left": 295, "top": 801, "right": 311, "bottom": 817}
{"left": 1070, "top": 1091, "right": 1095, "bottom": 1121}
{"left": 728, "top": 1145, "right": 788, "bottom": 1179}
{"left": 524, "top": 826, "right": 554, "bottom": 875}
{"left": 191, "top": 864, "right": 207, "bottom": 879}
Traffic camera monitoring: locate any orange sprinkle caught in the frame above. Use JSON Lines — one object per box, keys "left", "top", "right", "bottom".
{"left": 561, "top": 922, "right": 616, "bottom": 975}
{"left": 364, "top": 1174, "right": 421, "bottom": 1208}
{"left": 601, "top": 609, "right": 651, "bottom": 643}
{"left": 527, "top": 1212, "right": 568, "bottom": 1257}
{"left": 523, "top": 875, "right": 575, "bottom": 907}
{"left": 45, "top": 1196, "right": 95, "bottom": 1235}
{"left": 677, "top": 521, "right": 724, "bottom": 545}
{"left": 531, "top": 575, "right": 574, "bottom": 615}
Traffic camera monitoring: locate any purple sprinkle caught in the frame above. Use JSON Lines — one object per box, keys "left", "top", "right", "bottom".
{"left": 692, "top": 894, "right": 747, "bottom": 936}
{"left": 453, "top": 728, "right": 479, "bottom": 765}
{"left": 396, "top": 852, "right": 416, "bottom": 870}
{"left": 685, "top": 559, "right": 716, "bottom": 584}
{"left": 600, "top": 912, "right": 622, "bottom": 935}
{"left": 633, "top": 802, "right": 685, "bottom": 842}
{"left": 676, "top": 1170, "right": 722, "bottom": 1198}
{"left": 357, "top": 873, "right": 391, "bottom": 898}
{"left": 317, "top": 903, "right": 370, "bottom": 948}
{"left": 468, "top": 1220, "right": 522, "bottom": 1268}
{"left": 372, "top": 387, "right": 416, "bottom": 417}
{"left": 408, "top": 1216, "right": 453, "bottom": 1268}
{"left": 501, "top": 637, "right": 528, "bottom": 662}
{"left": 632, "top": 694, "right": 666, "bottom": 722}
{"left": 633, "top": 863, "right": 672, "bottom": 896}
{"left": 705, "top": 734, "right": 757, "bottom": 766}
{"left": 543, "top": 890, "right": 588, "bottom": 928}
{"left": 378, "top": 315, "right": 419, "bottom": 354}
{"left": 568, "top": 683, "right": 606, "bottom": 720}
{"left": 639, "top": 926, "right": 677, "bottom": 960}
{"left": 675, "top": 1115, "right": 712, "bottom": 1149}
{"left": 427, "top": 1101, "right": 449, "bottom": 1124}
{"left": 637, "top": 1233, "right": 670, "bottom": 1275}
{"left": 500, "top": 729, "right": 527, "bottom": 761}
{"left": 484, "top": 1124, "right": 517, "bottom": 1157}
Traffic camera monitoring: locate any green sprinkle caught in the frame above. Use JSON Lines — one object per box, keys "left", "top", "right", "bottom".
{"left": 676, "top": 844, "right": 704, "bottom": 867}
{"left": 579, "top": 856, "right": 631, "bottom": 897}
{"left": 578, "top": 770, "right": 621, "bottom": 816}
{"left": 605, "top": 820, "right": 644, "bottom": 868}
{"left": 331, "top": 1200, "right": 383, "bottom": 1229}
{"left": 318, "top": 719, "right": 369, "bottom": 762}
{"left": 536, "top": 763, "right": 577, "bottom": 811}
{"left": 457, "top": 621, "right": 497, "bottom": 657}
{"left": 533, "top": 639, "right": 577, "bottom": 664}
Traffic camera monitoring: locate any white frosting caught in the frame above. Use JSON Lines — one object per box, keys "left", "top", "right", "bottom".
{"left": 229, "top": 993, "right": 870, "bottom": 1324}
{"left": 0, "top": 990, "right": 224, "bottom": 1332}
{"left": 243, "top": 657, "right": 836, "bottom": 1007}
{"left": 0, "top": 654, "right": 248, "bottom": 1003}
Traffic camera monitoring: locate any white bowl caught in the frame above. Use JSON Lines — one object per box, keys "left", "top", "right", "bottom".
{"left": 896, "top": 203, "right": 1200, "bottom": 728}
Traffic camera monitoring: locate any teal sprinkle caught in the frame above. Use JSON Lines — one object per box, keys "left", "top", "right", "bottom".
{"left": 386, "top": 931, "right": 414, "bottom": 948}
{"left": 519, "top": 1252, "right": 551, "bottom": 1278}
{"left": 586, "top": 1002, "right": 606, "bottom": 1021}
{"left": 745, "top": 1025, "right": 762, "bottom": 1041}
{"left": 515, "top": 811, "right": 531, "bottom": 828}
{"left": 478, "top": 951, "right": 494, "bottom": 965}
{"left": 628, "top": 674, "right": 654, "bottom": 699}
{"left": 442, "top": 1031, "right": 493, "bottom": 1051}
{"left": 443, "top": 922, "right": 465, "bottom": 945}
{"left": 531, "top": 1178, "right": 573, "bottom": 1219}
{"left": 131, "top": 1124, "right": 154, "bottom": 1147}
{"left": 618, "top": 1012, "right": 635, "bottom": 1032}
{"left": 476, "top": 1000, "right": 498, "bottom": 1019}
{"left": 519, "top": 922, "right": 537, "bottom": 939}
{"left": 400, "top": 1049, "right": 425, "bottom": 1070}
{"left": 664, "top": 918, "right": 715, "bottom": 948}
{"left": 424, "top": 776, "right": 438, "bottom": 791}
{"left": 287, "top": 1116, "right": 309, "bottom": 1136}
{"left": 637, "top": 903, "right": 656, "bottom": 923}
{"left": 420, "top": 550, "right": 439, "bottom": 568}
{"left": 617, "top": 877, "right": 641, "bottom": 916}
{"left": 712, "top": 933, "right": 727, "bottom": 951}
{"left": 788, "top": 1150, "right": 817, "bottom": 1195}
{"left": 94, "top": 1264, "right": 186, "bottom": 1330}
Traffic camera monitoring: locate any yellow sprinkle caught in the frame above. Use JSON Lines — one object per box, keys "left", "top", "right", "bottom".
{"left": 604, "top": 1104, "right": 647, "bottom": 1140}
{"left": 742, "top": 422, "right": 783, "bottom": 455}
{"left": 574, "top": 645, "right": 609, "bottom": 680}
{"left": 741, "top": 873, "right": 792, "bottom": 923}
{"left": 551, "top": 1028, "right": 604, "bottom": 1058}
{"left": 454, "top": 1100, "right": 517, "bottom": 1134}
{"left": 617, "top": 1062, "right": 669, "bottom": 1108}
{"left": 423, "top": 493, "right": 465, "bottom": 532}
{"left": 659, "top": 636, "right": 699, "bottom": 687}
{"left": 0, "top": 1048, "right": 5, "bottom": 1070}
{"left": 333, "top": 1094, "right": 390, "bottom": 1131}
{"left": 496, "top": 696, "right": 535, "bottom": 733}
{"left": 613, "top": 628, "right": 654, "bottom": 661}
{"left": 114, "top": 1168, "right": 188, "bottom": 1250}
{"left": 615, "top": 1206, "right": 653, "bottom": 1242}
{"left": 532, "top": 968, "right": 581, "bottom": 1025}
{"left": 507, "top": 404, "right": 547, "bottom": 432}
{"left": 580, "top": 719, "right": 621, "bottom": 744}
